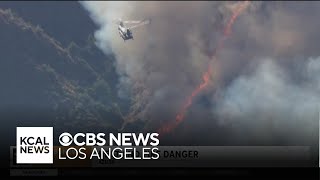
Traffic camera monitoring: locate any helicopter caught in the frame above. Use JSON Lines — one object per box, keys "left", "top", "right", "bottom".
{"left": 113, "top": 18, "right": 151, "bottom": 41}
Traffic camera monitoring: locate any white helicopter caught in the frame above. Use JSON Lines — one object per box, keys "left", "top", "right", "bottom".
{"left": 113, "top": 18, "right": 151, "bottom": 41}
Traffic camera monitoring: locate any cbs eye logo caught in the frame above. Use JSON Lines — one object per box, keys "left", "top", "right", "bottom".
{"left": 59, "top": 133, "right": 73, "bottom": 146}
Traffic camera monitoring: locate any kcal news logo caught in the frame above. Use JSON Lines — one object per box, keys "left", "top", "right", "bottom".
{"left": 16, "top": 127, "right": 160, "bottom": 164}
{"left": 16, "top": 127, "right": 53, "bottom": 164}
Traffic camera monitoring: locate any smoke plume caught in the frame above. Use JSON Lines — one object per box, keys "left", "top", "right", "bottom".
{"left": 81, "top": 1, "right": 319, "bottom": 145}
{"left": 215, "top": 58, "right": 319, "bottom": 145}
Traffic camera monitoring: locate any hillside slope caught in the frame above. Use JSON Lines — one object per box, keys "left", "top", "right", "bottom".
{"left": 0, "top": 3, "right": 128, "bottom": 145}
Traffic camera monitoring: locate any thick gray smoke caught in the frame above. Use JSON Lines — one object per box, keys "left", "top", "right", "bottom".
{"left": 215, "top": 57, "right": 319, "bottom": 145}
{"left": 80, "top": 1, "right": 232, "bottom": 128}
{"left": 81, "top": 1, "right": 319, "bottom": 145}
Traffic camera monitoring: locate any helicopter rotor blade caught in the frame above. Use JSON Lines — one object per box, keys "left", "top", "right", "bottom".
{"left": 128, "top": 19, "right": 151, "bottom": 29}
{"left": 123, "top": 20, "right": 143, "bottom": 24}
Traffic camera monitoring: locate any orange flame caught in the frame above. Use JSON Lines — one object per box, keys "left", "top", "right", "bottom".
{"left": 224, "top": 1, "right": 250, "bottom": 36}
{"left": 158, "top": 1, "right": 250, "bottom": 135}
